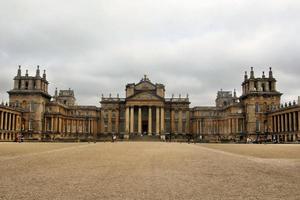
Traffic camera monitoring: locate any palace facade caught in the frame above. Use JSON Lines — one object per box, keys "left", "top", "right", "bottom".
{"left": 0, "top": 66, "right": 299, "bottom": 143}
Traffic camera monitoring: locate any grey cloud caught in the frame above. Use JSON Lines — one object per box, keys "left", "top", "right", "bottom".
{"left": 0, "top": 0, "right": 300, "bottom": 106}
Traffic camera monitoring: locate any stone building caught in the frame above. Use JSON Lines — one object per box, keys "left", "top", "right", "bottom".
{"left": 0, "top": 66, "right": 299, "bottom": 142}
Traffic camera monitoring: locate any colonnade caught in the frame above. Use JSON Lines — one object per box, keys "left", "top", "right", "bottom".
{"left": 270, "top": 111, "right": 299, "bottom": 142}
{"left": 125, "top": 106, "right": 164, "bottom": 135}
{"left": 45, "top": 116, "right": 96, "bottom": 136}
{"left": 0, "top": 109, "right": 21, "bottom": 141}
{"left": 194, "top": 117, "right": 244, "bottom": 135}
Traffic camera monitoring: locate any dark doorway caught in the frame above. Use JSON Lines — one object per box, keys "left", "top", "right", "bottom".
{"left": 142, "top": 121, "right": 148, "bottom": 135}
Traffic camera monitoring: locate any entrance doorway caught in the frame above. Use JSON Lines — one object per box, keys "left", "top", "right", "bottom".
{"left": 142, "top": 121, "right": 148, "bottom": 135}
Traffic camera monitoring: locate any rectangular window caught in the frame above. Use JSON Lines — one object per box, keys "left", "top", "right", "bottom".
{"left": 256, "top": 120, "right": 260, "bottom": 132}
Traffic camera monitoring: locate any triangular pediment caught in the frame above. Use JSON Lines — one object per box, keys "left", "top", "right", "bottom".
{"left": 135, "top": 81, "right": 156, "bottom": 91}
{"left": 127, "top": 91, "right": 162, "bottom": 101}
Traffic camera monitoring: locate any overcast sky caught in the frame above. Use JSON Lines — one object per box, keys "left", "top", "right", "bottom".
{"left": 0, "top": 0, "right": 299, "bottom": 106}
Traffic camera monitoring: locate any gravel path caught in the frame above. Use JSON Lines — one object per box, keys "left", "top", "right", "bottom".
{"left": 0, "top": 142, "right": 299, "bottom": 200}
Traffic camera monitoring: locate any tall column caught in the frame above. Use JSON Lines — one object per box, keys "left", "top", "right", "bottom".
{"left": 281, "top": 115, "right": 284, "bottom": 132}
{"left": 8, "top": 113, "right": 11, "bottom": 130}
{"left": 156, "top": 107, "right": 160, "bottom": 135}
{"left": 171, "top": 110, "right": 175, "bottom": 133}
{"left": 4, "top": 112, "right": 8, "bottom": 130}
{"left": 12, "top": 114, "right": 15, "bottom": 131}
{"left": 115, "top": 110, "right": 119, "bottom": 134}
{"left": 51, "top": 117, "right": 55, "bottom": 132}
{"left": 286, "top": 114, "right": 289, "bottom": 132}
{"left": 130, "top": 107, "right": 134, "bottom": 133}
{"left": 178, "top": 110, "right": 182, "bottom": 133}
{"left": 293, "top": 112, "right": 297, "bottom": 132}
{"left": 289, "top": 113, "right": 292, "bottom": 132}
{"left": 125, "top": 107, "right": 129, "bottom": 133}
{"left": 160, "top": 107, "right": 164, "bottom": 134}
{"left": 298, "top": 112, "right": 300, "bottom": 131}
{"left": 0, "top": 111, "right": 3, "bottom": 130}
{"left": 108, "top": 110, "right": 112, "bottom": 133}
{"left": 138, "top": 107, "right": 142, "bottom": 134}
{"left": 148, "top": 107, "right": 152, "bottom": 135}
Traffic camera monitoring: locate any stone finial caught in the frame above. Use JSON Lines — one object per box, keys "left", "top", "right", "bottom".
{"left": 186, "top": 94, "right": 189, "bottom": 98}
{"left": 172, "top": 94, "right": 174, "bottom": 98}
{"left": 117, "top": 93, "right": 119, "bottom": 98}
{"left": 43, "top": 70, "right": 46, "bottom": 79}
{"left": 36, "top": 65, "right": 40, "bottom": 77}
{"left": 233, "top": 89, "right": 237, "bottom": 98}
{"left": 55, "top": 88, "right": 58, "bottom": 97}
{"left": 25, "top": 69, "right": 28, "bottom": 76}
{"left": 109, "top": 93, "right": 111, "bottom": 98}
{"left": 262, "top": 71, "right": 265, "bottom": 78}
{"left": 244, "top": 71, "right": 248, "bottom": 80}
{"left": 101, "top": 94, "right": 104, "bottom": 98}
{"left": 179, "top": 94, "right": 181, "bottom": 98}
{"left": 250, "top": 67, "right": 254, "bottom": 78}
{"left": 293, "top": 100, "right": 296, "bottom": 105}
{"left": 269, "top": 67, "right": 273, "bottom": 78}
{"left": 17, "top": 65, "right": 21, "bottom": 76}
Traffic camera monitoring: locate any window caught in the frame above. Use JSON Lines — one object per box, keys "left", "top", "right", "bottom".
{"left": 25, "top": 81, "right": 29, "bottom": 90}
{"left": 255, "top": 103, "right": 260, "bottom": 113}
{"left": 262, "top": 83, "right": 266, "bottom": 92}
{"left": 256, "top": 120, "right": 260, "bottom": 132}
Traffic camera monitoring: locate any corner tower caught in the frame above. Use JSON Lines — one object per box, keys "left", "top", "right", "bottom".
{"left": 240, "top": 67, "right": 282, "bottom": 137}
{"left": 8, "top": 65, "right": 52, "bottom": 138}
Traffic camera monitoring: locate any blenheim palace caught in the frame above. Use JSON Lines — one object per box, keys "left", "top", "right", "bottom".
{"left": 0, "top": 66, "right": 299, "bottom": 143}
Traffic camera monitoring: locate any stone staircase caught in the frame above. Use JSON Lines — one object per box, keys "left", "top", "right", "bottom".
{"left": 129, "top": 134, "right": 161, "bottom": 141}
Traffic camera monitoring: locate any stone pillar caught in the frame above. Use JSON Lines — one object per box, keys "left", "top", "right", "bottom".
{"left": 125, "top": 107, "right": 130, "bottom": 134}
{"left": 51, "top": 117, "right": 55, "bottom": 132}
{"left": 156, "top": 107, "right": 160, "bottom": 135}
{"left": 171, "top": 110, "right": 175, "bottom": 133}
{"left": 108, "top": 110, "right": 112, "bottom": 133}
{"left": 0, "top": 111, "right": 3, "bottom": 130}
{"left": 9, "top": 113, "right": 12, "bottom": 131}
{"left": 281, "top": 114, "right": 284, "bottom": 132}
{"left": 4, "top": 112, "right": 8, "bottom": 130}
{"left": 115, "top": 110, "right": 119, "bottom": 134}
{"left": 130, "top": 107, "right": 134, "bottom": 133}
{"left": 148, "top": 107, "right": 152, "bottom": 135}
{"left": 293, "top": 112, "right": 297, "bottom": 132}
{"left": 276, "top": 115, "right": 280, "bottom": 133}
{"left": 289, "top": 113, "right": 292, "bottom": 132}
{"left": 178, "top": 110, "right": 182, "bottom": 133}
{"left": 285, "top": 114, "right": 288, "bottom": 132}
{"left": 298, "top": 112, "right": 300, "bottom": 131}
{"left": 160, "top": 107, "right": 164, "bottom": 134}
{"left": 138, "top": 107, "right": 142, "bottom": 134}
{"left": 12, "top": 114, "right": 15, "bottom": 131}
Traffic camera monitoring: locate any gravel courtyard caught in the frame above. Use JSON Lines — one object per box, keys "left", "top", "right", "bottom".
{"left": 0, "top": 142, "right": 299, "bottom": 200}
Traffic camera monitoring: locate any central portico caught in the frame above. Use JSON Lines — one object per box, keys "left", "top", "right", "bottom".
{"left": 125, "top": 75, "right": 165, "bottom": 137}
{"left": 100, "top": 75, "right": 190, "bottom": 140}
